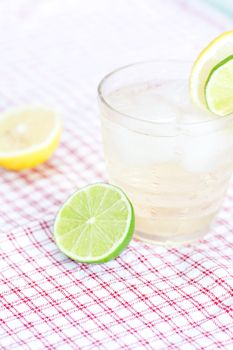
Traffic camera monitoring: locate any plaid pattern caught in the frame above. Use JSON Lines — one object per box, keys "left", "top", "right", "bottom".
{"left": 1, "top": 0, "right": 233, "bottom": 349}
{"left": 1, "top": 218, "right": 233, "bottom": 349}
{"left": 0, "top": 116, "right": 106, "bottom": 231}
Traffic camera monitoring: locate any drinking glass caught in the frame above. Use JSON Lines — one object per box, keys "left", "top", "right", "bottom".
{"left": 98, "top": 61, "right": 233, "bottom": 245}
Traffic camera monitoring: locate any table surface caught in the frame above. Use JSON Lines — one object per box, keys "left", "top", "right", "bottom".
{"left": 1, "top": 1, "right": 233, "bottom": 349}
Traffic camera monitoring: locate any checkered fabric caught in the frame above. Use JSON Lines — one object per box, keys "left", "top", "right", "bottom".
{"left": 1, "top": 1, "right": 233, "bottom": 349}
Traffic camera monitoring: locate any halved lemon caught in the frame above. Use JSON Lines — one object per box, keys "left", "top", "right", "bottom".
{"left": 190, "top": 30, "right": 233, "bottom": 114}
{"left": 0, "top": 106, "right": 62, "bottom": 170}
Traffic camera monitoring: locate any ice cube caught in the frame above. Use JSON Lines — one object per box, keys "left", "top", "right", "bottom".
{"left": 181, "top": 128, "right": 233, "bottom": 173}
{"left": 102, "top": 119, "right": 176, "bottom": 166}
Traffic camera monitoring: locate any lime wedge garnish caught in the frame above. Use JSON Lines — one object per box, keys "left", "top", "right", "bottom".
{"left": 54, "top": 183, "right": 135, "bottom": 263}
{"left": 205, "top": 55, "right": 233, "bottom": 116}
{"left": 190, "top": 30, "right": 233, "bottom": 112}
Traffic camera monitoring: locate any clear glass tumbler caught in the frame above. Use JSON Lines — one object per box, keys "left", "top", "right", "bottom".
{"left": 98, "top": 61, "right": 233, "bottom": 245}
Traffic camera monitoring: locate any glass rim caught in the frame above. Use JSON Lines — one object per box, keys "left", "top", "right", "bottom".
{"left": 97, "top": 59, "right": 233, "bottom": 127}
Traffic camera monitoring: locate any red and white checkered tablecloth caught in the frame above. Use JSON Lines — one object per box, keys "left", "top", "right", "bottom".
{"left": 1, "top": 1, "right": 233, "bottom": 349}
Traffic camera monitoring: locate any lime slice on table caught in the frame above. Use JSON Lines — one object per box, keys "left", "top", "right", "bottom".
{"left": 54, "top": 183, "right": 135, "bottom": 263}
{"left": 190, "top": 30, "right": 233, "bottom": 115}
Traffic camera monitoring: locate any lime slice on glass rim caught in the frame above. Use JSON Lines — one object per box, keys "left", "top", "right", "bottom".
{"left": 205, "top": 55, "right": 233, "bottom": 116}
{"left": 54, "top": 183, "right": 135, "bottom": 263}
{"left": 190, "top": 30, "right": 233, "bottom": 115}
